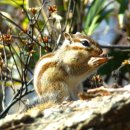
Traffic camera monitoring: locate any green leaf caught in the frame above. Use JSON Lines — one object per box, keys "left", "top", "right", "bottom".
{"left": 84, "top": 0, "right": 113, "bottom": 35}
{"left": 84, "top": 0, "right": 105, "bottom": 33}
{"left": 0, "top": 0, "right": 26, "bottom": 7}
{"left": 115, "top": 0, "right": 128, "bottom": 13}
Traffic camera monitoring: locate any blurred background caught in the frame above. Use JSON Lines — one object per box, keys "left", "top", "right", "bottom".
{"left": 0, "top": 0, "right": 130, "bottom": 117}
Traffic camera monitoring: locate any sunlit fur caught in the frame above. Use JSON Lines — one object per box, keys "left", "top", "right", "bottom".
{"left": 33, "top": 32, "right": 104, "bottom": 104}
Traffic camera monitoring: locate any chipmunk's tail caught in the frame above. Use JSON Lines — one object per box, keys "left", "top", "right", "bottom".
{"left": 21, "top": 96, "right": 57, "bottom": 115}
{"left": 26, "top": 101, "right": 56, "bottom": 114}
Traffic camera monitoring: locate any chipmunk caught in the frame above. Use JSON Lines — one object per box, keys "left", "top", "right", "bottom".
{"left": 32, "top": 32, "right": 109, "bottom": 107}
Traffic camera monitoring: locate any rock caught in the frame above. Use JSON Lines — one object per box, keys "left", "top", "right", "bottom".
{"left": 0, "top": 87, "right": 130, "bottom": 130}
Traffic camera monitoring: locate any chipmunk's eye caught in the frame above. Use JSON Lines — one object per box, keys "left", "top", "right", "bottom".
{"left": 81, "top": 40, "right": 90, "bottom": 47}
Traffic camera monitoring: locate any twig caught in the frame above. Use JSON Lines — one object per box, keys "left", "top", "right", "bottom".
{"left": 36, "top": 0, "right": 52, "bottom": 34}
{"left": 100, "top": 45, "right": 130, "bottom": 49}
{"left": 11, "top": 0, "right": 30, "bottom": 21}
{"left": 1, "top": 73, "right": 27, "bottom": 84}
{"left": 69, "top": 0, "right": 76, "bottom": 32}
{"left": 0, "top": 78, "right": 33, "bottom": 118}
{"left": 1, "top": 40, "right": 8, "bottom": 110}
{"left": 11, "top": 43, "right": 33, "bottom": 75}
{"left": 0, "top": 12, "right": 41, "bottom": 46}
{"left": 8, "top": 45, "right": 22, "bottom": 80}
{"left": 63, "top": 0, "right": 72, "bottom": 32}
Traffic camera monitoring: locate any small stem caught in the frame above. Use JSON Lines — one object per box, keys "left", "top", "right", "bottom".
{"left": 8, "top": 45, "right": 22, "bottom": 80}
{"left": 0, "top": 78, "right": 33, "bottom": 118}
{"left": 100, "top": 45, "right": 130, "bottom": 49}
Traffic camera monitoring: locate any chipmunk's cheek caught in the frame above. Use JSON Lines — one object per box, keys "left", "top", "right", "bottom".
{"left": 95, "top": 48, "right": 103, "bottom": 56}
{"left": 87, "top": 47, "right": 103, "bottom": 56}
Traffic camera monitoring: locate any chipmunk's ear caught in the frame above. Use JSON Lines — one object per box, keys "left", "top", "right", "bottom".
{"left": 64, "top": 32, "right": 73, "bottom": 42}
